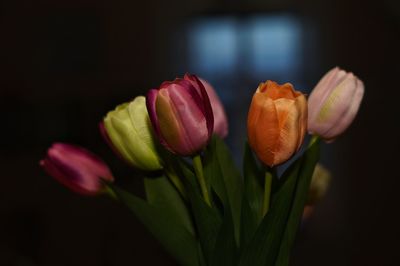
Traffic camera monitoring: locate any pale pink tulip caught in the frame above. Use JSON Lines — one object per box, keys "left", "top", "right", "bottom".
{"left": 308, "top": 67, "right": 364, "bottom": 141}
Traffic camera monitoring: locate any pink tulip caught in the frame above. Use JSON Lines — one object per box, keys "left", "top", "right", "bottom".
{"left": 308, "top": 67, "right": 364, "bottom": 141}
{"left": 40, "top": 143, "right": 114, "bottom": 195}
{"left": 184, "top": 74, "right": 229, "bottom": 138}
{"left": 146, "top": 76, "right": 214, "bottom": 156}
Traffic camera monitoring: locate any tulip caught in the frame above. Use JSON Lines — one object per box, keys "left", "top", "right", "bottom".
{"left": 308, "top": 67, "right": 364, "bottom": 141}
{"left": 247, "top": 80, "right": 307, "bottom": 167}
{"left": 184, "top": 74, "right": 228, "bottom": 138}
{"left": 103, "top": 96, "right": 163, "bottom": 171}
{"left": 307, "top": 163, "right": 331, "bottom": 205}
{"left": 302, "top": 164, "right": 331, "bottom": 221}
{"left": 146, "top": 76, "right": 214, "bottom": 156}
{"left": 40, "top": 143, "right": 114, "bottom": 195}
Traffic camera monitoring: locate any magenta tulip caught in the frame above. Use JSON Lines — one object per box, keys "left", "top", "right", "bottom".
{"left": 40, "top": 143, "right": 114, "bottom": 195}
{"left": 184, "top": 74, "right": 229, "bottom": 138}
{"left": 308, "top": 67, "right": 364, "bottom": 141}
{"left": 146, "top": 76, "right": 214, "bottom": 156}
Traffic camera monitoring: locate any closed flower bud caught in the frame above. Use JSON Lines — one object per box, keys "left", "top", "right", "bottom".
{"left": 184, "top": 74, "right": 229, "bottom": 138}
{"left": 40, "top": 143, "right": 114, "bottom": 196}
{"left": 303, "top": 163, "right": 332, "bottom": 221}
{"left": 247, "top": 81, "right": 307, "bottom": 167}
{"left": 308, "top": 67, "right": 364, "bottom": 141}
{"left": 146, "top": 76, "right": 214, "bottom": 156}
{"left": 307, "top": 163, "right": 331, "bottom": 205}
{"left": 103, "top": 96, "right": 163, "bottom": 171}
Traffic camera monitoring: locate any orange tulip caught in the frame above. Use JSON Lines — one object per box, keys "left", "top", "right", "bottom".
{"left": 247, "top": 81, "right": 307, "bottom": 166}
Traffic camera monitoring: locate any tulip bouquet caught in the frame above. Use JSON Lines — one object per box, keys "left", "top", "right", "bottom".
{"left": 41, "top": 68, "right": 364, "bottom": 266}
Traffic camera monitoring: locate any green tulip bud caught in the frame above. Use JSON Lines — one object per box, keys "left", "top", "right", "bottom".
{"left": 103, "top": 96, "right": 163, "bottom": 171}
{"left": 307, "top": 163, "right": 331, "bottom": 205}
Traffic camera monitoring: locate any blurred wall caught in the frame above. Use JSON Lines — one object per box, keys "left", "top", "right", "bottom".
{"left": 0, "top": 0, "right": 399, "bottom": 265}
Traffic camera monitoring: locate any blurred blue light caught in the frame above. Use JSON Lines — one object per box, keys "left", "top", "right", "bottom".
{"left": 247, "top": 16, "right": 301, "bottom": 78}
{"left": 188, "top": 18, "right": 238, "bottom": 75}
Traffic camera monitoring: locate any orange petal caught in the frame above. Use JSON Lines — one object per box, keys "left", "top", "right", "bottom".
{"left": 273, "top": 98, "right": 299, "bottom": 165}
{"left": 260, "top": 81, "right": 296, "bottom": 100}
{"left": 248, "top": 92, "right": 280, "bottom": 166}
{"left": 294, "top": 94, "right": 308, "bottom": 151}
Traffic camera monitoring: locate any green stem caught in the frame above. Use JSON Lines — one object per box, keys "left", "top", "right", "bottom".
{"left": 193, "top": 154, "right": 211, "bottom": 206}
{"left": 165, "top": 167, "right": 187, "bottom": 201}
{"left": 262, "top": 171, "right": 273, "bottom": 216}
{"left": 309, "top": 135, "right": 320, "bottom": 147}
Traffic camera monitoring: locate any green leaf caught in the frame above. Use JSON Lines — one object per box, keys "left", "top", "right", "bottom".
{"left": 274, "top": 138, "right": 321, "bottom": 266}
{"left": 204, "top": 136, "right": 243, "bottom": 245}
{"left": 238, "top": 160, "right": 301, "bottom": 266}
{"left": 242, "top": 141, "right": 264, "bottom": 228}
{"left": 144, "top": 175, "right": 194, "bottom": 234}
{"left": 240, "top": 195, "right": 259, "bottom": 248}
{"left": 109, "top": 185, "right": 199, "bottom": 266}
{"left": 210, "top": 208, "right": 237, "bottom": 266}
{"left": 184, "top": 169, "right": 223, "bottom": 265}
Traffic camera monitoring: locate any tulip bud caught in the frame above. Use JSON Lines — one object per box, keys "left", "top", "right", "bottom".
{"left": 302, "top": 163, "right": 331, "bottom": 221}
{"left": 40, "top": 143, "right": 114, "bottom": 196}
{"left": 308, "top": 67, "right": 364, "bottom": 141}
{"left": 103, "top": 96, "right": 163, "bottom": 171}
{"left": 247, "top": 81, "right": 307, "bottom": 167}
{"left": 146, "top": 76, "right": 214, "bottom": 156}
{"left": 307, "top": 163, "right": 331, "bottom": 205}
{"left": 184, "top": 74, "right": 229, "bottom": 138}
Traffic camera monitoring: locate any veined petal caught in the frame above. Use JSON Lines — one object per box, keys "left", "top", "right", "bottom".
{"left": 248, "top": 92, "right": 280, "bottom": 166}
{"left": 165, "top": 85, "right": 209, "bottom": 155}
{"left": 294, "top": 94, "right": 308, "bottom": 150}
{"left": 107, "top": 114, "right": 142, "bottom": 166}
{"left": 199, "top": 77, "right": 228, "bottom": 138}
{"left": 146, "top": 89, "right": 165, "bottom": 146}
{"left": 308, "top": 67, "right": 348, "bottom": 124}
{"left": 323, "top": 79, "right": 364, "bottom": 140}
{"left": 156, "top": 88, "right": 191, "bottom": 155}
{"left": 127, "top": 97, "right": 163, "bottom": 169}
{"left": 185, "top": 74, "right": 214, "bottom": 137}
{"left": 314, "top": 73, "right": 359, "bottom": 136}
{"left": 273, "top": 98, "right": 299, "bottom": 165}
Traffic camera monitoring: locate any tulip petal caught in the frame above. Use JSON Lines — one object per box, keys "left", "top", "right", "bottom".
{"left": 109, "top": 114, "right": 159, "bottom": 170}
{"left": 322, "top": 79, "right": 364, "bottom": 139}
{"left": 99, "top": 121, "right": 128, "bottom": 163}
{"left": 158, "top": 85, "right": 209, "bottom": 155}
{"left": 127, "top": 97, "right": 163, "bottom": 169}
{"left": 146, "top": 89, "right": 166, "bottom": 147}
{"left": 273, "top": 98, "right": 299, "bottom": 165}
{"left": 183, "top": 75, "right": 214, "bottom": 138}
{"left": 41, "top": 143, "right": 114, "bottom": 195}
{"left": 260, "top": 81, "right": 296, "bottom": 100}
{"left": 105, "top": 109, "right": 140, "bottom": 165}
{"left": 294, "top": 94, "right": 308, "bottom": 150}
{"left": 50, "top": 143, "right": 113, "bottom": 182}
{"left": 248, "top": 92, "right": 280, "bottom": 166}
{"left": 45, "top": 146, "right": 106, "bottom": 194}
{"left": 308, "top": 68, "right": 348, "bottom": 124}
{"left": 314, "top": 73, "right": 360, "bottom": 137}
{"left": 199, "top": 77, "right": 229, "bottom": 138}
{"left": 41, "top": 158, "right": 98, "bottom": 195}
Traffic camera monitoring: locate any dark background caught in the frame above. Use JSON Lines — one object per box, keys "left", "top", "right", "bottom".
{"left": 1, "top": 0, "right": 399, "bottom": 265}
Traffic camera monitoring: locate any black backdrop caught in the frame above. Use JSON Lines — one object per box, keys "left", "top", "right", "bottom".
{"left": 1, "top": 0, "right": 399, "bottom": 265}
